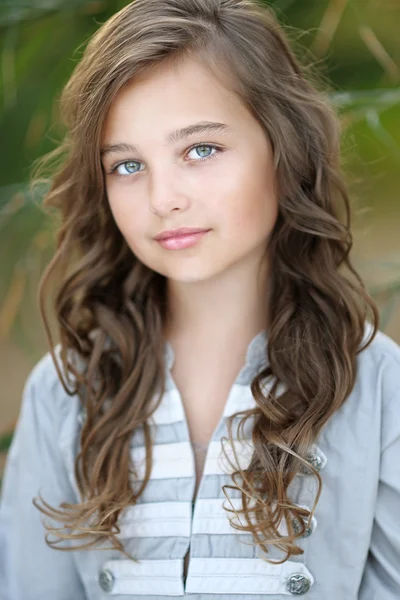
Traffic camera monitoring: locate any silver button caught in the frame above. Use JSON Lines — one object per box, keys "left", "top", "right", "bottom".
{"left": 286, "top": 573, "right": 311, "bottom": 595}
{"left": 292, "top": 517, "right": 314, "bottom": 538}
{"left": 99, "top": 568, "right": 114, "bottom": 593}
{"left": 300, "top": 452, "right": 323, "bottom": 474}
{"left": 307, "top": 452, "right": 323, "bottom": 471}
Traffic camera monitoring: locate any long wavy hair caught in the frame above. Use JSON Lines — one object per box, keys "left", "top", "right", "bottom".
{"left": 32, "top": 0, "right": 379, "bottom": 563}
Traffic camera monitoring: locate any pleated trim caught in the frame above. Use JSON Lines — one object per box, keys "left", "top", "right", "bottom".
{"left": 129, "top": 438, "right": 327, "bottom": 481}
{"left": 99, "top": 556, "right": 314, "bottom": 596}
{"left": 185, "top": 557, "right": 315, "bottom": 595}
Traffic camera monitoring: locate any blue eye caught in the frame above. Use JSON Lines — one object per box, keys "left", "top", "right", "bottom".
{"left": 115, "top": 161, "right": 141, "bottom": 175}
{"left": 187, "top": 144, "right": 215, "bottom": 159}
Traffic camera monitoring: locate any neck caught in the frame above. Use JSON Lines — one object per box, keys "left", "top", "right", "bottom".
{"left": 163, "top": 257, "right": 270, "bottom": 352}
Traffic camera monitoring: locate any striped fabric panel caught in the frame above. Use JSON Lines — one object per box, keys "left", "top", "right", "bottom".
{"left": 129, "top": 415, "right": 255, "bottom": 448}
{"left": 130, "top": 438, "right": 327, "bottom": 481}
{"left": 203, "top": 439, "right": 254, "bottom": 475}
{"left": 147, "top": 379, "right": 287, "bottom": 426}
{"left": 129, "top": 420, "right": 188, "bottom": 447}
{"left": 115, "top": 495, "right": 316, "bottom": 541}
{"left": 130, "top": 441, "right": 195, "bottom": 480}
{"left": 99, "top": 555, "right": 315, "bottom": 596}
{"left": 129, "top": 439, "right": 255, "bottom": 481}
{"left": 117, "top": 501, "right": 192, "bottom": 538}
{"left": 185, "top": 557, "right": 315, "bottom": 595}
{"left": 192, "top": 498, "right": 316, "bottom": 537}
{"left": 147, "top": 389, "right": 185, "bottom": 425}
{"left": 100, "top": 558, "right": 185, "bottom": 596}
{"left": 146, "top": 383, "right": 268, "bottom": 427}
{"left": 98, "top": 556, "right": 314, "bottom": 596}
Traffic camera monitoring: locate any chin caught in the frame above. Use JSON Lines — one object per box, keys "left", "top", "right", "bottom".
{"left": 166, "top": 271, "right": 213, "bottom": 283}
{"left": 160, "top": 264, "right": 220, "bottom": 283}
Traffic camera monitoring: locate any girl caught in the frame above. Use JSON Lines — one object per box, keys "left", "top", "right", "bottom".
{"left": 1, "top": 0, "right": 399, "bottom": 598}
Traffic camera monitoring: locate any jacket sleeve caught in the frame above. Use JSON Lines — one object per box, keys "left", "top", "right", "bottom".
{"left": 358, "top": 388, "right": 400, "bottom": 599}
{"left": 0, "top": 355, "right": 87, "bottom": 600}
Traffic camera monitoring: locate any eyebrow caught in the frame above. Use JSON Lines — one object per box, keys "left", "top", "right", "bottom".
{"left": 100, "top": 121, "right": 231, "bottom": 157}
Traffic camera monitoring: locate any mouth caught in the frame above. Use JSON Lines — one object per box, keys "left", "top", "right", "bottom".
{"left": 154, "top": 227, "right": 210, "bottom": 241}
{"left": 155, "top": 229, "right": 211, "bottom": 250}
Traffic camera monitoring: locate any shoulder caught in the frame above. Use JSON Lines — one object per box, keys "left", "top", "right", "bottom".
{"left": 360, "top": 320, "right": 400, "bottom": 364}
{"left": 357, "top": 321, "right": 400, "bottom": 404}
{"left": 21, "top": 343, "right": 83, "bottom": 434}
{"left": 323, "top": 323, "right": 400, "bottom": 449}
{"left": 356, "top": 322, "right": 400, "bottom": 451}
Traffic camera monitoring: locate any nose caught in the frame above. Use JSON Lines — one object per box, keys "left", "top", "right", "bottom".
{"left": 148, "top": 167, "right": 190, "bottom": 216}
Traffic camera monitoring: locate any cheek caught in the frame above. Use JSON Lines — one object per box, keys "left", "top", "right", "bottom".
{"left": 107, "top": 188, "right": 145, "bottom": 247}
{"left": 215, "top": 167, "right": 278, "bottom": 238}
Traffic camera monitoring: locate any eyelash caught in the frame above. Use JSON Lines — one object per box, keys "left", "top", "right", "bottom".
{"left": 106, "top": 143, "right": 224, "bottom": 178}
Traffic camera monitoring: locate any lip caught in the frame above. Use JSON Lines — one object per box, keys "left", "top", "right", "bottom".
{"left": 154, "top": 227, "right": 210, "bottom": 241}
{"left": 155, "top": 230, "right": 210, "bottom": 250}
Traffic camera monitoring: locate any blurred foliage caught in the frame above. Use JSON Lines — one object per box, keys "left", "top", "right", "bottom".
{"left": 0, "top": 430, "right": 13, "bottom": 452}
{"left": 0, "top": 0, "right": 399, "bottom": 384}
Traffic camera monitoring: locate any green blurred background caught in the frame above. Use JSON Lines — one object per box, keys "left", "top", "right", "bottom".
{"left": 1, "top": 0, "right": 400, "bottom": 471}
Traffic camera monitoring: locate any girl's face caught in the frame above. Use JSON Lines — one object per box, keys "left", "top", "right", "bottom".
{"left": 101, "top": 55, "right": 279, "bottom": 284}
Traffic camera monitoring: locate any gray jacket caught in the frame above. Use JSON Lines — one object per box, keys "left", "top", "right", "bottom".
{"left": 1, "top": 323, "right": 400, "bottom": 599}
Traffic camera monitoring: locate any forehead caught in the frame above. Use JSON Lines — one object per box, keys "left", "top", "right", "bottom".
{"left": 102, "top": 55, "right": 250, "bottom": 141}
